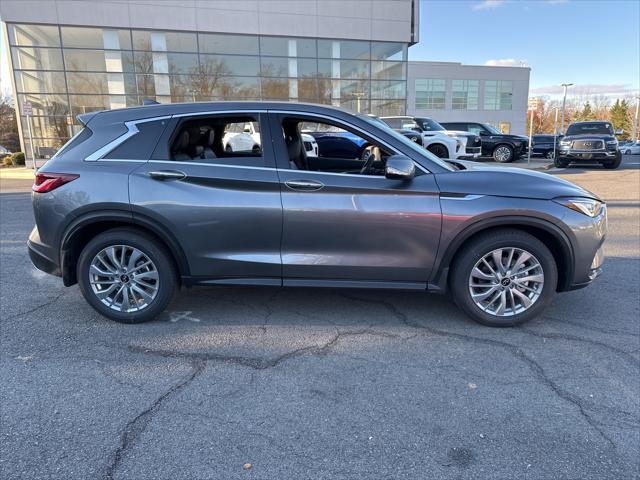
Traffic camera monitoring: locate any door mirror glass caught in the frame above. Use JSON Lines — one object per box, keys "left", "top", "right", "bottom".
{"left": 385, "top": 155, "right": 415, "bottom": 180}
{"left": 478, "top": 130, "right": 489, "bottom": 136}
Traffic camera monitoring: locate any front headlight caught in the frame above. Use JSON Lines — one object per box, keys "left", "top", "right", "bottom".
{"left": 554, "top": 197, "right": 603, "bottom": 217}
{"left": 606, "top": 140, "right": 618, "bottom": 147}
{"left": 560, "top": 140, "right": 572, "bottom": 147}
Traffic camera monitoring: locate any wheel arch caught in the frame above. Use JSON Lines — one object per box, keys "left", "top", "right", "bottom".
{"left": 60, "top": 211, "right": 190, "bottom": 286}
{"left": 430, "top": 216, "right": 575, "bottom": 294}
{"left": 426, "top": 142, "right": 450, "bottom": 158}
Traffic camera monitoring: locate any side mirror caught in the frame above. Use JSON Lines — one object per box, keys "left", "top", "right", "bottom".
{"left": 385, "top": 155, "right": 415, "bottom": 180}
{"left": 478, "top": 130, "right": 489, "bottom": 136}
{"left": 615, "top": 129, "right": 624, "bottom": 135}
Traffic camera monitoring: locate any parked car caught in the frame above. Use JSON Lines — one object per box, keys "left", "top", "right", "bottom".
{"left": 556, "top": 121, "right": 622, "bottom": 169}
{"left": 532, "top": 134, "right": 562, "bottom": 159}
{"left": 620, "top": 140, "right": 640, "bottom": 155}
{"left": 0, "top": 145, "right": 11, "bottom": 160}
{"left": 440, "top": 122, "right": 529, "bottom": 163}
{"left": 365, "top": 115, "right": 423, "bottom": 146}
{"left": 28, "top": 101, "right": 606, "bottom": 327}
{"left": 223, "top": 121, "right": 318, "bottom": 158}
{"left": 380, "top": 116, "right": 463, "bottom": 159}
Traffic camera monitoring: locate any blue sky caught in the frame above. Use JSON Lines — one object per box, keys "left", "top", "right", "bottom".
{"left": 410, "top": 0, "right": 640, "bottom": 98}
{"left": 2, "top": 0, "right": 639, "bottom": 99}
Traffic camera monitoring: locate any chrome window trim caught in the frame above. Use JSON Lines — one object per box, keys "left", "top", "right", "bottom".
{"left": 86, "top": 115, "right": 171, "bottom": 161}
{"left": 171, "top": 109, "right": 267, "bottom": 118}
{"left": 148, "top": 159, "right": 274, "bottom": 172}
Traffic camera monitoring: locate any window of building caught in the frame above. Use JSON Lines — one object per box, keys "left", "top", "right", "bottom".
{"left": 8, "top": 24, "right": 61, "bottom": 47}
{"left": 61, "top": 27, "right": 132, "bottom": 50}
{"left": 198, "top": 33, "right": 259, "bottom": 55}
{"left": 132, "top": 31, "right": 197, "bottom": 52}
{"left": 484, "top": 80, "right": 513, "bottom": 110}
{"left": 415, "top": 79, "right": 446, "bottom": 110}
{"left": 451, "top": 80, "right": 479, "bottom": 110}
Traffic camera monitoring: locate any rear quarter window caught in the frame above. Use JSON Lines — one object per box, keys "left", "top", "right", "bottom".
{"left": 104, "top": 119, "right": 169, "bottom": 160}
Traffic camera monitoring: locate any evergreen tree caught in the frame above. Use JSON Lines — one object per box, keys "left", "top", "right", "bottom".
{"left": 610, "top": 99, "right": 631, "bottom": 139}
{"left": 578, "top": 101, "right": 594, "bottom": 121}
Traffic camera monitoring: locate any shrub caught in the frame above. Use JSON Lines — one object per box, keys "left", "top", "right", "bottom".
{"left": 2, "top": 156, "right": 13, "bottom": 166}
{"left": 10, "top": 152, "right": 25, "bottom": 166}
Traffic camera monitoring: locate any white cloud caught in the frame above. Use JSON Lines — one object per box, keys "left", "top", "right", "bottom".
{"left": 530, "top": 84, "right": 638, "bottom": 96}
{"left": 472, "top": 0, "right": 507, "bottom": 11}
{"left": 485, "top": 58, "right": 529, "bottom": 67}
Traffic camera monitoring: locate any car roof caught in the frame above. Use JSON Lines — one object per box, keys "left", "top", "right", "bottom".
{"left": 569, "top": 121, "right": 610, "bottom": 125}
{"left": 78, "top": 101, "right": 358, "bottom": 126}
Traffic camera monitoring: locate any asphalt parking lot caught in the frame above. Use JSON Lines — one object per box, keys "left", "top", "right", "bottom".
{"left": 1, "top": 156, "right": 639, "bottom": 479}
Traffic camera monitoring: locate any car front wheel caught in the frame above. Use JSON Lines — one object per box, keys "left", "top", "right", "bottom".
{"left": 77, "top": 229, "right": 177, "bottom": 323}
{"left": 602, "top": 152, "right": 622, "bottom": 169}
{"left": 554, "top": 157, "right": 569, "bottom": 168}
{"left": 493, "top": 145, "right": 514, "bottom": 163}
{"left": 450, "top": 229, "right": 557, "bottom": 327}
{"left": 427, "top": 143, "right": 449, "bottom": 158}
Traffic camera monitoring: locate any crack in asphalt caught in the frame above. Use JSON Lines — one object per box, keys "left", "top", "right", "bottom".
{"left": 103, "top": 357, "right": 206, "bottom": 480}
{"left": 339, "top": 293, "right": 620, "bottom": 450}
{"left": 544, "top": 315, "right": 640, "bottom": 337}
{"left": 2, "top": 291, "right": 65, "bottom": 321}
{"left": 128, "top": 328, "right": 400, "bottom": 371}
{"left": 520, "top": 327, "right": 640, "bottom": 368}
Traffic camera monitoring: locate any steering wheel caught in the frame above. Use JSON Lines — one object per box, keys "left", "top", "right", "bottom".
{"left": 360, "top": 147, "right": 376, "bottom": 175}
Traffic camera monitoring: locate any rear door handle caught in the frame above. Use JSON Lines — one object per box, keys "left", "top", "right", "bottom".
{"left": 284, "top": 179, "right": 324, "bottom": 191}
{"left": 148, "top": 170, "right": 186, "bottom": 181}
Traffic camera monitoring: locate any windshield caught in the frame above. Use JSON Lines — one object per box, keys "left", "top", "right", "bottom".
{"left": 358, "top": 114, "right": 455, "bottom": 172}
{"left": 484, "top": 124, "right": 502, "bottom": 135}
{"left": 566, "top": 123, "right": 613, "bottom": 136}
{"left": 420, "top": 118, "right": 445, "bottom": 131}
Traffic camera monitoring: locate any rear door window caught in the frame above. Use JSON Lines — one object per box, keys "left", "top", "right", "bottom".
{"left": 104, "top": 119, "right": 169, "bottom": 160}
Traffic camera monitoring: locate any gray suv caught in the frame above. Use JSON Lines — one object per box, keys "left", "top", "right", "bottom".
{"left": 28, "top": 102, "right": 607, "bottom": 327}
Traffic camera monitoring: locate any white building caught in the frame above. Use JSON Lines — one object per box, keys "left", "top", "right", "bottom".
{"left": 407, "top": 61, "right": 530, "bottom": 135}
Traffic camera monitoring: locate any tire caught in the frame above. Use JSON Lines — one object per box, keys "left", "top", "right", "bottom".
{"left": 545, "top": 150, "right": 555, "bottom": 160}
{"left": 225, "top": 144, "right": 233, "bottom": 153}
{"left": 602, "top": 152, "right": 622, "bottom": 169}
{"left": 449, "top": 229, "right": 558, "bottom": 327}
{"left": 77, "top": 228, "right": 177, "bottom": 324}
{"left": 492, "top": 144, "right": 514, "bottom": 163}
{"left": 427, "top": 143, "right": 449, "bottom": 158}
{"left": 554, "top": 156, "right": 569, "bottom": 168}
{"left": 624, "top": 149, "right": 631, "bottom": 155}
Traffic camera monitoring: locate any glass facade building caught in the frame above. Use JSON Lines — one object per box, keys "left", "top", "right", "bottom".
{"left": 7, "top": 23, "right": 408, "bottom": 161}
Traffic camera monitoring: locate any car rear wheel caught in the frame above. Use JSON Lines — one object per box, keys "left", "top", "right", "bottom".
{"left": 427, "top": 143, "right": 449, "bottom": 158}
{"left": 77, "top": 229, "right": 177, "bottom": 324}
{"left": 450, "top": 229, "right": 557, "bottom": 327}
{"left": 545, "top": 151, "right": 555, "bottom": 159}
{"left": 493, "top": 145, "right": 514, "bottom": 163}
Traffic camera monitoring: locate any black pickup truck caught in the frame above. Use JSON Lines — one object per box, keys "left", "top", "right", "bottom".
{"left": 556, "top": 121, "right": 622, "bottom": 169}
{"left": 440, "top": 121, "right": 528, "bottom": 163}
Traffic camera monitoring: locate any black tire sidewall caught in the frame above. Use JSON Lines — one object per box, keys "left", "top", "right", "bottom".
{"left": 493, "top": 145, "right": 514, "bottom": 163}
{"left": 450, "top": 230, "right": 558, "bottom": 327}
{"left": 77, "top": 229, "right": 176, "bottom": 323}
{"left": 428, "top": 144, "right": 448, "bottom": 158}
{"left": 554, "top": 157, "right": 568, "bottom": 168}
{"left": 602, "top": 152, "right": 622, "bottom": 169}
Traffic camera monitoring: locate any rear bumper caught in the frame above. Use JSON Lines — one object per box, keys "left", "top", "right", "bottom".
{"left": 28, "top": 239, "right": 61, "bottom": 277}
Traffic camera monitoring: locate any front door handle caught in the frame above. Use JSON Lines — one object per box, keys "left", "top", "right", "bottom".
{"left": 285, "top": 179, "right": 324, "bottom": 191}
{"left": 148, "top": 170, "right": 186, "bottom": 181}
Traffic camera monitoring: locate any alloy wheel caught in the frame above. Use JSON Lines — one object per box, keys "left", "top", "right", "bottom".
{"left": 468, "top": 247, "right": 544, "bottom": 317}
{"left": 89, "top": 245, "right": 159, "bottom": 312}
{"left": 494, "top": 146, "right": 512, "bottom": 162}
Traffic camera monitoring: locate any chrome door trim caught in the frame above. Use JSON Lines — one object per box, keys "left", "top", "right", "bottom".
{"left": 147, "top": 159, "right": 276, "bottom": 172}
{"left": 86, "top": 115, "right": 171, "bottom": 161}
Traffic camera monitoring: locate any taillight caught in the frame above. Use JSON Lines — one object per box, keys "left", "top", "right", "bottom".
{"left": 32, "top": 173, "right": 79, "bottom": 193}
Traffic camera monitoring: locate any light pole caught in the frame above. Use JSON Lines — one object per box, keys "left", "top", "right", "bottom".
{"left": 560, "top": 83, "right": 573, "bottom": 134}
{"left": 352, "top": 92, "right": 365, "bottom": 113}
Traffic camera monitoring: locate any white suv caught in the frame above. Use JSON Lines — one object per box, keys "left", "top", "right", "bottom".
{"left": 223, "top": 121, "right": 317, "bottom": 157}
{"left": 381, "top": 116, "right": 463, "bottom": 159}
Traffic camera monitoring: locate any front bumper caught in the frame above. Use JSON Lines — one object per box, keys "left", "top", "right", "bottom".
{"left": 558, "top": 149, "right": 618, "bottom": 161}
{"left": 564, "top": 204, "right": 607, "bottom": 291}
